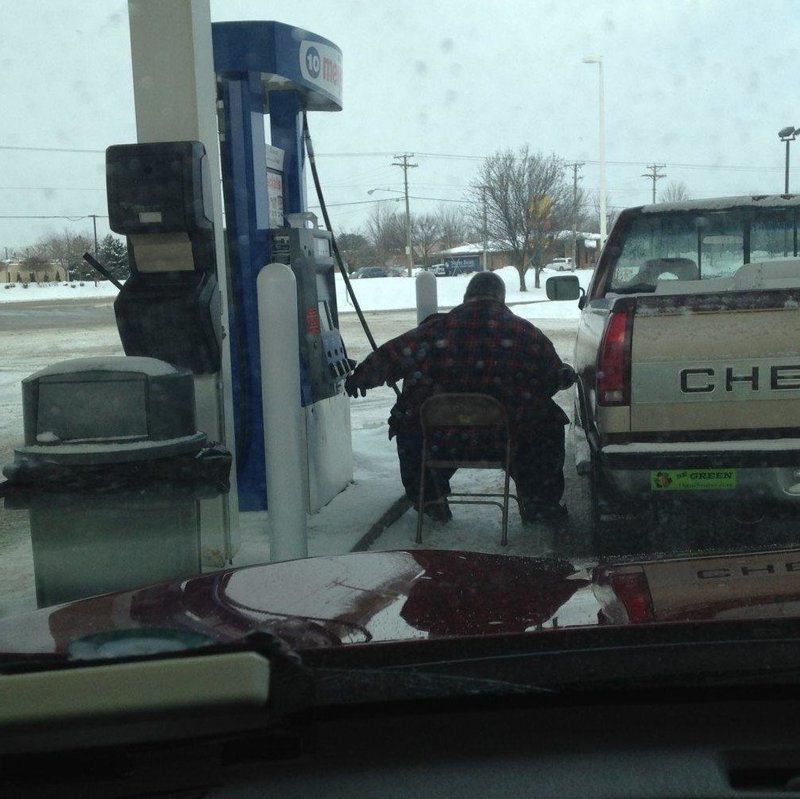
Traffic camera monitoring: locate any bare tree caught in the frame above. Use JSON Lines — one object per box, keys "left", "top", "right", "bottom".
{"left": 17, "top": 252, "right": 50, "bottom": 281}
{"left": 590, "top": 192, "right": 619, "bottom": 234}
{"left": 25, "top": 229, "right": 95, "bottom": 281}
{"left": 364, "top": 202, "right": 405, "bottom": 264}
{"left": 659, "top": 181, "right": 691, "bottom": 203}
{"left": 435, "top": 204, "right": 472, "bottom": 249}
{"left": 469, "top": 146, "right": 570, "bottom": 290}
{"left": 335, "top": 230, "right": 375, "bottom": 272}
{"left": 411, "top": 212, "right": 442, "bottom": 267}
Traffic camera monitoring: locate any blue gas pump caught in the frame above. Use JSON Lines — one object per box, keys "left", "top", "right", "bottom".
{"left": 213, "top": 21, "right": 352, "bottom": 513}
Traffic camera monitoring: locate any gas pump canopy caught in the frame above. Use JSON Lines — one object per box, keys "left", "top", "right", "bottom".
{"left": 212, "top": 21, "right": 343, "bottom": 112}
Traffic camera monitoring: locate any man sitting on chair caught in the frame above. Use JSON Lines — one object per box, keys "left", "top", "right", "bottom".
{"left": 345, "top": 271, "right": 575, "bottom": 526}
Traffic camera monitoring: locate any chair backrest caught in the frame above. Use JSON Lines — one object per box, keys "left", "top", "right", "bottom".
{"left": 643, "top": 257, "right": 698, "bottom": 282}
{"left": 420, "top": 393, "right": 509, "bottom": 434}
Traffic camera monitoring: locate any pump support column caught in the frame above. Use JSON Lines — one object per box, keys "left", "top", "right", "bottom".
{"left": 127, "top": 0, "right": 239, "bottom": 562}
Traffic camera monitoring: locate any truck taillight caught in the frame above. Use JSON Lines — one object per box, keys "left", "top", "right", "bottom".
{"left": 597, "top": 306, "right": 633, "bottom": 406}
{"left": 610, "top": 571, "right": 654, "bottom": 624}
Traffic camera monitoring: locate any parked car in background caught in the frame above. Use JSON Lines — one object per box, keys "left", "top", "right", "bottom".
{"left": 545, "top": 257, "right": 574, "bottom": 271}
{"left": 352, "top": 266, "right": 389, "bottom": 279}
{"left": 446, "top": 261, "right": 482, "bottom": 276}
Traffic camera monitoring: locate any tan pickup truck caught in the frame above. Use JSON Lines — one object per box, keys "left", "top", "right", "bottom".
{"left": 548, "top": 195, "right": 800, "bottom": 549}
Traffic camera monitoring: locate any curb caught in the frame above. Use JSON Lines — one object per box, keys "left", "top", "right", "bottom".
{"left": 350, "top": 495, "right": 412, "bottom": 552}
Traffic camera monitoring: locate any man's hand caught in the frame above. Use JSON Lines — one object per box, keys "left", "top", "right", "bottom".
{"left": 345, "top": 375, "right": 367, "bottom": 398}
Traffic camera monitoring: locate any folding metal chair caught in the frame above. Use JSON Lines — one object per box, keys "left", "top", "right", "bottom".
{"left": 416, "top": 393, "right": 518, "bottom": 546}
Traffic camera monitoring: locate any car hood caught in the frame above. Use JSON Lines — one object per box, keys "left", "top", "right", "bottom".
{"left": 0, "top": 550, "right": 590, "bottom": 655}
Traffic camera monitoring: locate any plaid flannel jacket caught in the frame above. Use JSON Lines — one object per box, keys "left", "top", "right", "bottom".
{"left": 348, "top": 298, "right": 569, "bottom": 439}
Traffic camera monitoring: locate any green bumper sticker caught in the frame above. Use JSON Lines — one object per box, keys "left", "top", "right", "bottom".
{"left": 651, "top": 469, "right": 737, "bottom": 491}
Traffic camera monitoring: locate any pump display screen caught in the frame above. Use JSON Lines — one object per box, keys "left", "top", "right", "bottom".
{"left": 37, "top": 380, "right": 148, "bottom": 443}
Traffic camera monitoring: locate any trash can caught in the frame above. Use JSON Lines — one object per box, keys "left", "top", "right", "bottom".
{"left": 2, "top": 356, "right": 231, "bottom": 607}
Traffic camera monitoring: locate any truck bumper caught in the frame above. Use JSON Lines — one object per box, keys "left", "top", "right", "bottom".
{"left": 597, "top": 440, "right": 800, "bottom": 504}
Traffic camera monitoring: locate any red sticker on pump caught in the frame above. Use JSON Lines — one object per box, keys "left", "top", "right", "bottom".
{"left": 305, "top": 308, "right": 321, "bottom": 335}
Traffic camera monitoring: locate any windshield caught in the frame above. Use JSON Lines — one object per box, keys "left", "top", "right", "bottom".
{"left": 2, "top": 0, "right": 800, "bottom": 711}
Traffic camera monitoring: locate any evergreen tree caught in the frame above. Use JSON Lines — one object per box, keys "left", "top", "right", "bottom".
{"left": 97, "top": 234, "right": 130, "bottom": 280}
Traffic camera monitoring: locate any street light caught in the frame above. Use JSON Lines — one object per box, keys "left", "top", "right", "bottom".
{"left": 583, "top": 55, "right": 607, "bottom": 243}
{"left": 779, "top": 126, "right": 798, "bottom": 194}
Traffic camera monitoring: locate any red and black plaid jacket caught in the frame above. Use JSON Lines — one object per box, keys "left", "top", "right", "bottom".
{"left": 348, "top": 298, "right": 569, "bottom": 439}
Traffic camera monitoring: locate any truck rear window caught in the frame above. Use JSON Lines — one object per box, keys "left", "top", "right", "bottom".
{"left": 607, "top": 207, "right": 799, "bottom": 293}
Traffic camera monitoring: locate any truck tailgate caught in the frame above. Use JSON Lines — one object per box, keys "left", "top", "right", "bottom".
{"left": 630, "top": 294, "right": 800, "bottom": 434}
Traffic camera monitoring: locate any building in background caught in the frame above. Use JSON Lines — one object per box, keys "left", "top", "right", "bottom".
{"left": 1, "top": 260, "right": 68, "bottom": 284}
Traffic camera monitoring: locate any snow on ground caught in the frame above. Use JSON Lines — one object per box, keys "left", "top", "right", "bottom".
{"left": 0, "top": 281, "right": 121, "bottom": 303}
{"left": 0, "top": 268, "right": 598, "bottom": 621}
{"left": 0, "top": 265, "right": 586, "bottom": 319}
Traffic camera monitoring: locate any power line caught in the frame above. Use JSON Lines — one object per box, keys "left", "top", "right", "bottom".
{"left": 0, "top": 214, "right": 108, "bottom": 220}
{"left": 0, "top": 144, "right": 105, "bottom": 154}
{"left": 0, "top": 141, "right": 789, "bottom": 175}
{"left": 0, "top": 186, "right": 103, "bottom": 191}
{"left": 315, "top": 150, "right": 790, "bottom": 173}
{"left": 308, "top": 198, "right": 401, "bottom": 209}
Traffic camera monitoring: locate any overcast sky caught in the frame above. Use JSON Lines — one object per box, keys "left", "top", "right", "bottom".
{"left": 0, "top": 0, "right": 797, "bottom": 251}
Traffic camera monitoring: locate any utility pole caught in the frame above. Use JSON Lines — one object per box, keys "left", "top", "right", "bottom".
{"left": 566, "top": 162, "right": 583, "bottom": 267}
{"left": 481, "top": 185, "right": 488, "bottom": 271}
{"left": 642, "top": 164, "right": 666, "bottom": 204}
{"left": 392, "top": 153, "right": 417, "bottom": 276}
{"left": 89, "top": 214, "right": 99, "bottom": 255}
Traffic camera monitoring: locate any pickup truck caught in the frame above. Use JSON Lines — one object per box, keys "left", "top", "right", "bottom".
{"left": 547, "top": 195, "right": 800, "bottom": 549}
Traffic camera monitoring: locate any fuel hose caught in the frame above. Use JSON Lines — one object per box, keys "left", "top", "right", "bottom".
{"left": 302, "top": 111, "right": 401, "bottom": 399}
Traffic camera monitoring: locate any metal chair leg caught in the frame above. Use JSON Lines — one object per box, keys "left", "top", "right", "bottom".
{"left": 501, "top": 467, "right": 511, "bottom": 546}
{"left": 416, "top": 449, "right": 427, "bottom": 544}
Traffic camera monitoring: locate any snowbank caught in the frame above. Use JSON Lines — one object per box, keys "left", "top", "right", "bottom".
{"left": 0, "top": 281, "right": 121, "bottom": 303}
{"left": 0, "top": 266, "right": 591, "bottom": 322}
{"left": 337, "top": 266, "right": 590, "bottom": 320}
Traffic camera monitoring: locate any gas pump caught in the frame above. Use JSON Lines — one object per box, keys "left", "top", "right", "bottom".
{"left": 213, "top": 21, "right": 353, "bottom": 513}
{"left": 270, "top": 219, "right": 350, "bottom": 406}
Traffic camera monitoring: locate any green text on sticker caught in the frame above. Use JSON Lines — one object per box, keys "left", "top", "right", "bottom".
{"left": 651, "top": 469, "right": 737, "bottom": 491}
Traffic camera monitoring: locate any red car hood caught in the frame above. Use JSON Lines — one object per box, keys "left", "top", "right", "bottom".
{"left": 0, "top": 550, "right": 590, "bottom": 656}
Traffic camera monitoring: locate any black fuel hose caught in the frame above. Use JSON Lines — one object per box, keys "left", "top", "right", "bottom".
{"left": 82, "top": 252, "right": 125, "bottom": 291}
{"left": 302, "top": 111, "right": 401, "bottom": 400}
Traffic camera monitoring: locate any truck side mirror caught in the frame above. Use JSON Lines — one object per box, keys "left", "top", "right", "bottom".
{"left": 546, "top": 274, "right": 584, "bottom": 302}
